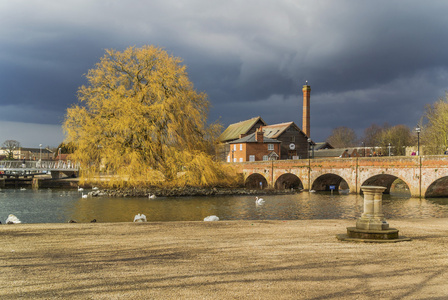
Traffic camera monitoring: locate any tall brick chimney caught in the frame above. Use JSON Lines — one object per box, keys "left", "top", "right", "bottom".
{"left": 302, "top": 82, "right": 311, "bottom": 137}
{"left": 255, "top": 127, "right": 264, "bottom": 143}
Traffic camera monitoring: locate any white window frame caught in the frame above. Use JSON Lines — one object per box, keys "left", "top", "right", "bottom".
{"left": 239, "top": 157, "right": 243, "bottom": 162}
{"left": 240, "top": 144, "right": 243, "bottom": 151}
{"left": 249, "top": 155, "right": 255, "bottom": 162}
{"left": 263, "top": 155, "right": 268, "bottom": 161}
{"left": 268, "top": 144, "right": 274, "bottom": 151}
{"left": 227, "top": 156, "right": 230, "bottom": 162}
{"left": 233, "top": 144, "right": 236, "bottom": 151}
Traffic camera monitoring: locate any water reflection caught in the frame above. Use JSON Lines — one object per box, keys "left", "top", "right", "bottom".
{"left": 1, "top": 188, "right": 448, "bottom": 223}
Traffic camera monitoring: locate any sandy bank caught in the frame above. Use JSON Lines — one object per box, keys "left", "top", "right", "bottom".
{"left": 1, "top": 219, "right": 448, "bottom": 299}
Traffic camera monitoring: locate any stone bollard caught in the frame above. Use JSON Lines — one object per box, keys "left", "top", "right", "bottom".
{"left": 356, "top": 186, "right": 388, "bottom": 230}
{"left": 337, "top": 185, "right": 410, "bottom": 242}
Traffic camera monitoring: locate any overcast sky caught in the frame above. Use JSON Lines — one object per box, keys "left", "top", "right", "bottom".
{"left": 1, "top": 0, "right": 448, "bottom": 147}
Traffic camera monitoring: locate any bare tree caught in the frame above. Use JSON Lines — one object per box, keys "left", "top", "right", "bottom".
{"left": 326, "top": 127, "right": 358, "bottom": 148}
{"left": 1, "top": 140, "right": 21, "bottom": 160}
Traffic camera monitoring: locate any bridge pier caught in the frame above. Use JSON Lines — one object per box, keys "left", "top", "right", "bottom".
{"left": 32, "top": 178, "right": 40, "bottom": 189}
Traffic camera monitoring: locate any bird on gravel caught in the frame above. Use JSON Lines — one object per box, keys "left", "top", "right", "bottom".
{"left": 204, "top": 215, "right": 219, "bottom": 221}
{"left": 134, "top": 214, "right": 147, "bottom": 222}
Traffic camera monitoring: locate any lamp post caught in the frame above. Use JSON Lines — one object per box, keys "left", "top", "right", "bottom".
{"left": 388, "top": 143, "right": 391, "bottom": 156}
{"left": 307, "top": 138, "right": 314, "bottom": 159}
{"left": 415, "top": 126, "right": 421, "bottom": 156}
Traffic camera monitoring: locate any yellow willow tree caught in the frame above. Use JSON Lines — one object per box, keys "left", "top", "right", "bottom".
{"left": 63, "top": 45, "right": 239, "bottom": 187}
{"left": 421, "top": 93, "right": 448, "bottom": 154}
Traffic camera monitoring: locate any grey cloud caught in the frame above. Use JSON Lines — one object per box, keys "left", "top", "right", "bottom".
{"left": 1, "top": 0, "right": 448, "bottom": 144}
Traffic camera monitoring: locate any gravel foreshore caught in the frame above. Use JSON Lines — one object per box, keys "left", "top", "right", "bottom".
{"left": 1, "top": 219, "right": 448, "bottom": 299}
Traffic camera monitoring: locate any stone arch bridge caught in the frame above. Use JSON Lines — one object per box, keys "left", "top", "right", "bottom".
{"left": 233, "top": 156, "right": 448, "bottom": 198}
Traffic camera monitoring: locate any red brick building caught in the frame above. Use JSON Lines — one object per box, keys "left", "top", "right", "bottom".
{"left": 227, "top": 128, "right": 281, "bottom": 162}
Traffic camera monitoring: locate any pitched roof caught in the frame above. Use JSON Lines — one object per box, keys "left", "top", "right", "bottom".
{"left": 219, "top": 116, "right": 267, "bottom": 142}
{"left": 262, "top": 122, "right": 310, "bottom": 140}
{"left": 314, "top": 142, "right": 334, "bottom": 150}
{"left": 229, "top": 132, "right": 281, "bottom": 144}
{"left": 17, "top": 147, "right": 53, "bottom": 153}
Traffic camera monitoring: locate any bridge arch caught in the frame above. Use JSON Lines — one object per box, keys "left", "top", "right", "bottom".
{"left": 425, "top": 176, "right": 448, "bottom": 198}
{"left": 245, "top": 173, "right": 268, "bottom": 189}
{"left": 274, "top": 173, "right": 303, "bottom": 190}
{"left": 361, "top": 174, "right": 411, "bottom": 195}
{"left": 311, "top": 173, "right": 350, "bottom": 192}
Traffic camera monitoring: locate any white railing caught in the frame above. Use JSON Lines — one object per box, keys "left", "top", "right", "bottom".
{"left": 0, "top": 160, "right": 79, "bottom": 170}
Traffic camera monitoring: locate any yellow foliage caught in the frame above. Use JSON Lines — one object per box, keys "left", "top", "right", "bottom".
{"left": 63, "top": 45, "right": 238, "bottom": 188}
{"left": 421, "top": 93, "right": 448, "bottom": 154}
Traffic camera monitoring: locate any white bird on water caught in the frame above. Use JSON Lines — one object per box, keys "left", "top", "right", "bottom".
{"left": 204, "top": 215, "right": 219, "bottom": 221}
{"left": 6, "top": 214, "right": 21, "bottom": 224}
{"left": 92, "top": 187, "right": 99, "bottom": 190}
{"left": 255, "top": 196, "right": 265, "bottom": 205}
{"left": 81, "top": 193, "right": 88, "bottom": 199}
{"left": 148, "top": 193, "right": 156, "bottom": 199}
{"left": 309, "top": 190, "right": 316, "bottom": 193}
{"left": 134, "top": 213, "right": 147, "bottom": 222}
{"left": 78, "top": 186, "right": 84, "bottom": 192}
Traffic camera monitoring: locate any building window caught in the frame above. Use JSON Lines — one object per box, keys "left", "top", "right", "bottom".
{"left": 240, "top": 144, "right": 243, "bottom": 151}
{"left": 249, "top": 155, "right": 255, "bottom": 162}
{"left": 239, "top": 158, "right": 243, "bottom": 162}
{"left": 290, "top": 136, "right": 295, "bottom": 142}
{"left": 263, "top": 155, "right": 268, "bottom": 161}
{"left": 268, "top": 144, "right": 274, "bottom": 150}
{"left": 233, "top": 157, "right": 237, "bottom": 162}
{"left": 233, "top": 144, "right": 236, "bottom": 151}
{"left": 227, "top": 156, "right": 230, "bottom": 162}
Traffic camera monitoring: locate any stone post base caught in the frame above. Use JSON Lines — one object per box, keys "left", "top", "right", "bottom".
{"left": 356, "top": 218, "right": 389, "bottom": 231}
{"left": 337, "top": 227, "right": 411, "bottom": 243}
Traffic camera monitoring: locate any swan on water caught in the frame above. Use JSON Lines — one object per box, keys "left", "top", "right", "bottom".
{"left": 92, "top": 187, "right": 99, "bottom": 190}
{"left": 255, "top": 196, "right": 265, "bottom": 205}
{"left": 134, "top": 213, "right": 147, "bottom": 222}
{"left": 204, "top": 215, "right": 219, "bottom": 221}
{"left": 309, "top": 190, "right": 316, "bottom": 193}
{"left": 6, "top": 214, "right": 21, "bottom": 224}
{"left": 78, "top": 186, "right": 84, "bottom": 192}
{"left": 20, "top": 187, "right": 26, "bottom": 191}
{"left": 81, "top": 193, "right": 88, "bottom": 198}
{"left": 149, "top": 193, "right": 156, "bottom": 199}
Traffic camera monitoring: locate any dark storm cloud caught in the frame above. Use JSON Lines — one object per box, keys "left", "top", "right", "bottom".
{"left": 1, "top": 0, "right": 448, "bottom": 146}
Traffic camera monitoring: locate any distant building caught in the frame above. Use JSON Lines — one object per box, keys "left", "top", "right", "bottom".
{"left": 219, "top": 119, "right": 312, "bottom": 161}
{"left": 314, "top": 142, "right": 334, "bottom": 151}
{"left": 313, "top": 147, "right": 368, "bottom": 158}
{"left": 0, "top": 147, "right": 53, "bottom": 160}
{"left": 217, "top": 82, "right": 315, "bottom": 162}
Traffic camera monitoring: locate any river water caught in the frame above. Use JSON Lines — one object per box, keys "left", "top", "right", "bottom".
{"left": 1, "top": 188, "right": 448, "bottom": 224}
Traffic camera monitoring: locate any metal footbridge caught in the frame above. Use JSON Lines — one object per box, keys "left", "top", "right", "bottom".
{"left": 0, "top": 160, "right": 79, "bottom": 179}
